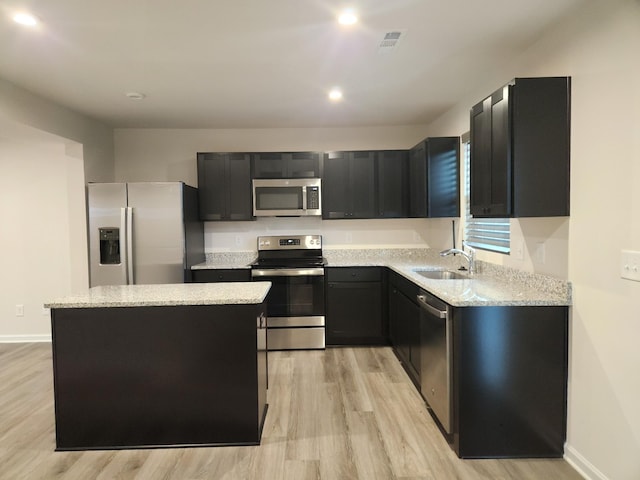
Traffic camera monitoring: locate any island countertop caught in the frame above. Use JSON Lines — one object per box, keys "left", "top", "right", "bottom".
{"left": 45, "top": 282, "right": 271, "bottom": 309}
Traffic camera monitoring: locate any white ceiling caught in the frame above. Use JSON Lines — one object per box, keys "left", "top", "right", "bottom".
{"left": 0, "top": 0, "right": 592, "bottom": 129}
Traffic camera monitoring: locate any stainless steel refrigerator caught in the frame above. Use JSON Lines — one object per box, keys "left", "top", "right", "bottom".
{"left": 87, "top": 182, "right": 204, "bottom": 287}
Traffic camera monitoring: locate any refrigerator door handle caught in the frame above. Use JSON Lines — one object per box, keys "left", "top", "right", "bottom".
{"left": 119, "top": 207, "right": 128, "bottom": 285}
{"left": 126, "top": 207, "right": 134, "bottom": 284}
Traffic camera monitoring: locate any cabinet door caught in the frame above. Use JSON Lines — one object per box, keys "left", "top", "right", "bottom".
{"left": 409, "top": 142, "right": 428, "bottom": 217}
{"left": 322, "top": 152, "right": 350, "bottom": 219}
{"left": 427, "top": 137, "right": 460, "bottom": 218}
{"left": 288, "top": 152, "right": 322, "bottom": 178}
{"left": 197, "top": 153, "right": 227, "bottom": 220}
{"left": 488, "top": 85, "right": 511, "bottom": 216}
{"left": 350, "top": 151, "right": 376, "bottom": 218}
{"left": 396, "top": 290, "right": 420, "bottom": 384}
{"left": 470, "top": 98, "right": 493, "bottom": 217}
{"left": 253, "top": 152, "right": 322, "bottom": 179}
{"left": 326, "top": 281, "right": 383, "bottom": 345}
{"left": 226, "top": 153, "right": 253, "bottom": 220}
{"left": 377, "top": 150, "right": 408, "bottom": 218}
{"left": 197, "top": 153, "right": 252, "bottom": 221}
{"left": 252, "top": 153, "right": 287, "bottom": 178}
{"left": 326, "top": 267, "right": 385, "bottom": 345}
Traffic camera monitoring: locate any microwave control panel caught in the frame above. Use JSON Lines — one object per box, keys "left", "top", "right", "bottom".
{"left": 306, "top": 186, "right": 320, "bottom": 210}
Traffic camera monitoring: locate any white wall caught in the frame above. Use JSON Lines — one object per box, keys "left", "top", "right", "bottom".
{"left": 0, "top": 137, "right": 88, "bottom": 341}
{"left": 420, "top": 1, "right": 640, "bottom": 478}
{"left": 114, "top": 126, "right": 436, "bottom": 250}
{"left": 0, "top": 77, "right": 115, "bottom": 182}
{"left": 0, "top": 78, "right": 115, "bottom": 340}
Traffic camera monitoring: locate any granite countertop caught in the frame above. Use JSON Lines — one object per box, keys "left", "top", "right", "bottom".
{"left": 191, "top": 251, "right": 256, "bottom": 270}
{"left": 192, "top": 247, "right": 571, "bottom": 307}
{"left": 324, "top": 247, "right": 571, "bottom": 307}
{"left": 45, "top": 282, "right": 271, "bottom": 309}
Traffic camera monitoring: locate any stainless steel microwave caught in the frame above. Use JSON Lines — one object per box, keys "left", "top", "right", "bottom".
{"left": 252, "top": 178, "right": 322, "bottom": 217}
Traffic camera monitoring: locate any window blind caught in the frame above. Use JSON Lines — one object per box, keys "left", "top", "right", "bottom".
{"left": 463, "top": 137, "right": 511, "bottom": 254}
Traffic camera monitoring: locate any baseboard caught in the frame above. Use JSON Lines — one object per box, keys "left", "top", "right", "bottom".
{"left": 0, "top": 334, "right": 52, "bottom": 343}
{"left": 565, "top": 444, "right": 609, "bottom": 480}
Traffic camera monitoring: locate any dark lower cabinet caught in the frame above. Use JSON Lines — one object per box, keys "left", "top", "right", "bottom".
{"left": 192, "top": 268, "right": 251, "bottom": 283}
{"left": 452, "top": 305, "right": 568, "bottom": 458}
{"left": 325, "top": 267, "right": 387, "bottom": 345}
{"left": 51, "top": 303, "right": 268, "bottom": 450}
{"left": 388, "top": 270, "right": 421, "bottom": 386}
{"left": 387, "top": 268, "right": 568, "bottom": 458}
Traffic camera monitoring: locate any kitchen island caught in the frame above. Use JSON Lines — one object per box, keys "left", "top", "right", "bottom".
{"left": 45, "top": 282, "right": 270, "bottom": 451}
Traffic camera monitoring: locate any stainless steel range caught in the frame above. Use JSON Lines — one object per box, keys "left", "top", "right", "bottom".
{"left": 251, "top": 235, "right": 325, "bottom": 350}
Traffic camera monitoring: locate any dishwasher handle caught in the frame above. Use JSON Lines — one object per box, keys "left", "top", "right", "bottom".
{"left": 417, "top": 294, "right": 447, "bottom": 319}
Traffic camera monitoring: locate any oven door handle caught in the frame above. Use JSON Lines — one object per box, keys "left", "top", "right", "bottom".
{"left": 252, "top": 268, "right": 325, "bottom": 277}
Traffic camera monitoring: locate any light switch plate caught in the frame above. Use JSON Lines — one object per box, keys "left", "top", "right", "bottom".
{"left": 621, "top": 250, "right": 640, "bottom": 282}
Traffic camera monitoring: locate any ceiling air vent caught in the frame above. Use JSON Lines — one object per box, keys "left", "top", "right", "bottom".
{"left": 377, "top": 30, "right": 406, "bottom": 53}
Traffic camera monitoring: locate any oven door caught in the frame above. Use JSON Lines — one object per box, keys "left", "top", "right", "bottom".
{"left": 251, "top": 267, "right": 325, "bottom": 350}
{"left": 251, "top": 268, "right": 325, "bottom": 317}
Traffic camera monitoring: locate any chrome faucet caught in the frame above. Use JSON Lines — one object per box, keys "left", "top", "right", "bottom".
{"left": 440, "top": 241, "right": 476, "bottom": 275}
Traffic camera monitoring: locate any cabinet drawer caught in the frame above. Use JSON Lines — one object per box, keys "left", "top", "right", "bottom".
{"left": 326, "top": 267, "right": 382, "bottom": 282}
{"left": 192, "top": 269, "right": 251, "bottom": 283}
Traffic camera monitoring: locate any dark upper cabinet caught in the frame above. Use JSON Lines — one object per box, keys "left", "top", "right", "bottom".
{"left": 470, "top": 77, "right": 570, "bottom": 218}
{"left": 323, "top": 151, "right": 376, "bottom": 219}
{"left": 376, "top": 150, "right": 409, "bottom": 218}
{"left": 409, "top": 137, "right": 460, "bottom": 218}
{"left": 323, "top": 150, "right": 409, "bottom": 219}
{"left": 252, "top": 152, "right": 323, "bottom": 178}
{"left": 197, "top": 152, "right": 253, "bottom": 221}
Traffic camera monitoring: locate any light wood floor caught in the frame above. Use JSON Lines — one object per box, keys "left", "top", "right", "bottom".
{"left": 0, "top": 343, "right": 583, "bottom": 480}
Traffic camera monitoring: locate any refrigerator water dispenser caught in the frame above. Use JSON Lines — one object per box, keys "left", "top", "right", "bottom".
{"left": 99, "top": 228, "right": 121, "bottom": 265}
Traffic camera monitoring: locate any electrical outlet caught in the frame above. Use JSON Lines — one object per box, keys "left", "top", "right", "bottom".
{"left": 621, "top": 250, "right": 640, "bottom": 282}
{"left": 512, "top": 240, "right": 524, "bottom": 260}
{"left": 15, "top": 304, "right": 24, "bottom": 317}
{"left": 345, "top": 232, "right": 353, "bottom": 243}
{"left": 235, "top": 235, "right": 242, "bottom": 247}
{"left": 535, "top": 242, "right": 546, "bottom": 264}
{"left": 42, "top": 307, "right": 51, "bottom": 316}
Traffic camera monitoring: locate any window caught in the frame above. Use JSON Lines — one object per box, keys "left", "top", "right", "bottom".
{"left": 463, "top": 134, "right": 510, "bottom": 254}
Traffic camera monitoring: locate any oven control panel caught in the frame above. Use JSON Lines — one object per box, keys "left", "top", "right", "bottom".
{"left": 280, "top": 238, "right": 300, "bottom": 246}
{"left": 258, "top": 235, "right": 322, "bottom": 250}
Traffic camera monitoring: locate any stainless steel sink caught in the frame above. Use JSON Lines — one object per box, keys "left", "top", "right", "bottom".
{"left": 414, "top": 270, "right": 468, "bottom": 280}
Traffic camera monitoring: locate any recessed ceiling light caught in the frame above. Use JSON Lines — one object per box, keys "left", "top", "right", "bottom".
{"left": 338, "top": 9, "right": 358, "bottom": 26}
{"left": 13, "top": 12, "right": 38, "bottom": 26}
{"left": 328, "top": 88, "right": 343, "bottom": 102}
{"left": 125, "top": 92, "right": 146, "bottom": 100}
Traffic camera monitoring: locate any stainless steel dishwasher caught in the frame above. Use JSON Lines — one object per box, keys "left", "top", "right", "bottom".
{"left": 417, "top": 289, "right": 453, "bottom": 434}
